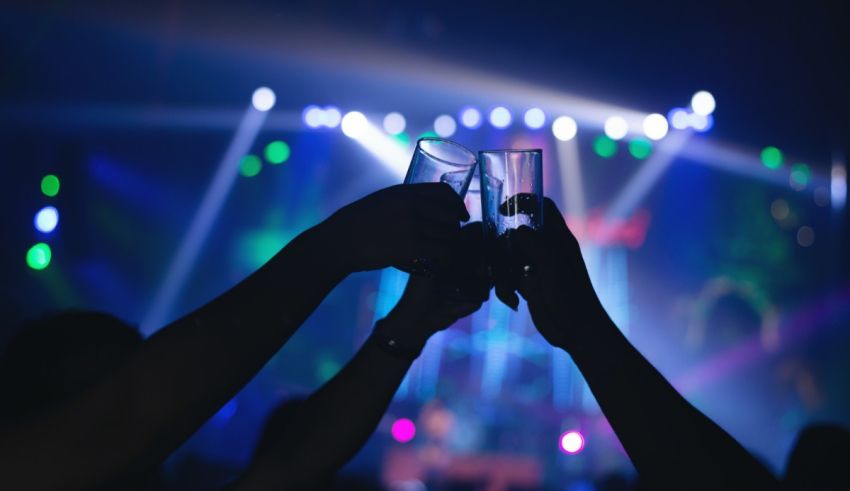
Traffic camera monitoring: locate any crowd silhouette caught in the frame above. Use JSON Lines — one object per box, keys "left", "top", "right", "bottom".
{"left": 1, "top": 183, "right": 848, "bottom": 490}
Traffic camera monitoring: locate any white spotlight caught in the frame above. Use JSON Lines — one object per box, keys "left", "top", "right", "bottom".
{"left": 524, "top": 108, "right": 546, "bottom": 129}
{"left": 669, "top": 108, "right": 690, "bottom": 130}
{"left": 604, "top": 116, "right": 628, "bottom": 140}
{"left": 323, "top": 106, "right": 342, "bottom": 128}
{"left": 552, "top": 116, "right": 578, "bottom": 141}
{"left": 460, "top": 107, "right": 482, "bottom": 129}
{"left": 383, "top": 112, "right": 406, "bottom": 135}
{"left": 691, "top": 90, "right": 716, "bottom": 116}
{"left": 251, "top": 87, "right": 276, "bottom": 112}
{"left": 303, "top": 106, "right": 324, "bottom": 128}
{"left": 34, "top": 206, "right": 59, "bottom": 233}
{"left": 434, "top": 114, "right": 457, "bottom": 138}
{"left": 490, "top": 107, "right": 512, "bottom": 129}
{"left": 642, "top": 113, "right": 669, "bottom": 140}
{"left": 341, "top": 111, "right": 368, "bottom": 139}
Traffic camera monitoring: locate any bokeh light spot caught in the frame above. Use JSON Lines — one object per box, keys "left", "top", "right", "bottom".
{"left": 239, "top": 155, "right": 262, "bottom": 177}
{"left": 559, "top": 430, "right": 585, "bottom": 454}
{"left": 34, "top": 206, "right": 59, "bottom": 233}
{"left": 41, "top": 174, "right": 60, "bottom": 197}
{"left": 761, "top": 146, "right": 783, "bottom": 169}
{"left": 593, "top": 135, "right": 618, "bottom": 158}
{"left": 264, "top": 141, "right": 291, "bottom": 164}
{"left": 391, "top": 418, "right": 416, "bottom": 443}
{"left": 628, "top": 138, "right": 653, "bottom": 160}
{"left": 26, "top": 243, "right": 52, "bottom": 270}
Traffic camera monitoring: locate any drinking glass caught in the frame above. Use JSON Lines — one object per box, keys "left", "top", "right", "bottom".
{"left": 405, "top": 138, "right": 477, "bottom": 195}
{"left": 402, "top": 138, "right": 477, "bottom": 275}
{"left": 478, "top": 149, "right": 543, "bottom": 293}
{"left": 478, "top": 149, "right": 543, "bottom": 236}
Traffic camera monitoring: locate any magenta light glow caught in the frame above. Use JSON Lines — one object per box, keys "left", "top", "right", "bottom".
{"left": 391, "top": 418, "right": 416, "bottom": 443}
{"left": 559, "top": 430, "right": 585, "bottom": 454}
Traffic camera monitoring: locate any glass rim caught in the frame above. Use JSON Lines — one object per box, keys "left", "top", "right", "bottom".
{"left": 478, "top": 148, "right": 543, "bottom": 155}
{"left": 416, "top": 137, "right": 477, "bottom": 168}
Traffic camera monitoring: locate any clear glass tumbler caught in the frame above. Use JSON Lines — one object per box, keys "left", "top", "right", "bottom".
{"left": 478, "top": 149, "right": 543, "bottom": 296}
{"left": 402, "top": 138, "right": 477, "bottom": 275}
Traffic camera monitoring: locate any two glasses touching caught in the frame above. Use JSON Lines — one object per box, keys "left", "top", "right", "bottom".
{"left": 402, "top": 137, "right": 543, "bottom": 305}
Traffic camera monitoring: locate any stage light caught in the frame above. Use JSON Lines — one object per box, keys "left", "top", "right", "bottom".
{"left": 489, "top": 107, "right": 512, "bottom": 129}
{"left": 760, "top": 146, "right": 783, "bottom": 169}
{"left": 689, "top": 113, "right": 714, "bottom": 132}
{"left": 342, "top": 111, "right": 369, "bottom": 138}
{"left": 323, "top": 106, "right": 342, "bottom": 128}
{"left": 251, "top": 87, "right": 276, "bottom": 112}
{"left": 34, "top": 206, "right": 59, "bottom": 233}
{"left": 643, "top": 113, "right": 669, "bottom": 140}
{"left": 264, "top": 141, "right": 290, "bottom": 164}
{"left": 552, "top": 116, "right": 578, "bottom": 141}
{"left": 460, "top": 107, "right": 482, "bottom": 129}
{"left": 239, "top": 155, "right": 262, "bottom": 177}
{"left": 383, "top": 112, "right": 406, "bottom": 135}
{"left": 593, "top": 135, "right": 618, "bottom": 158}
{"left": 559, "top": 430, "right": 585, "bottom": 454}
{"left": 604, "top": 116, "right": 628, "bottom": 140}
{"left": 790, "top": 163, "right": 810, "bottom": 190}
{"left": 394, "top": 132, "right": 410, "bottom": 147}
{"left": 628, "top": 138, "right": 653, "bottom": 160}
{"left": 391, "top": 418, "right": 416, "bottom": 443}
{"left": 303, "top": 106, "right": 324, "bottom": 128}
{"left": 524, "top": 108, "right": 546, "bottom": 129}
{"left": 691, "top": 90, "right": 716, "bottom": 116}
{"left": 26, "top": 243, "right": 51, "bottom": 270}
{"left": 434, "top": 114, "right": 457, "bottom": 137}
{"left": 770, "top": 199, "right": 790, "bottom": 221}
{"left": 797, "top": 226, "right": 815, "bottom": 247}
{"left": 41, "top": 174, "right": 60, "bottom": 197}
{"left": 832, "top": 164, "right": 847, "bottom": 210}
{"left": 669, "top": 108, "right": 690, "bottom": 130}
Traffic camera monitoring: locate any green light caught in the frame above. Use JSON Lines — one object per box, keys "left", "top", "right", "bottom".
{"left": 790, "top": 163, "right": 811, "bottom": 188}
{"left": 316, "top": 355, "right": 342, "bottom": 383}
{"left": 264, "top": 141, "right": 291, "bottom": 164}
{"left": 761, "top": 146, "right": 783, "bottom": 169}
{"left": 593, "top": 135, "right": 618, "bottom": 158}
{"left": 239, "top": 155, "right": 262, "bottom": 177}
{"left": 417, "top": 131, "right": 439, "bottom": 141}
{"left": 628, "top": 138, "right": 653, "bottom": 160}
{"left": 41, "top": 174, "right": 60, "bottom": 197}
{"left": 394, "top": 132, "right": 410, "bottom": 147}
{"left": 26, "top": 243, "right": 52, "bottom": 270}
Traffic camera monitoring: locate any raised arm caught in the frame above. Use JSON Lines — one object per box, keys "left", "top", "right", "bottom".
{"left": 0, "top": 183, "right": 468, "bottom": 491}
{"left": 513, "top": 199, "right": 779, "bottom": 491}
{"left": 234, "top": 223, "right": 490, "bottom": 490}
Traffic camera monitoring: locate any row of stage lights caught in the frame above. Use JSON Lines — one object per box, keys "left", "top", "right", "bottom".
{"left": 26, "top": 176, "right": 62, "bottom": 270}
{"left": 288, "top": 90, "right": 718, "bottom": 146}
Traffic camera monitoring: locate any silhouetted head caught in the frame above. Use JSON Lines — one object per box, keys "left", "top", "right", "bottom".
{"left": 783, "top": 423, "right": 850, "bottom": 490}
{"left": 0, "top": 310, "right": 143, "bottom": 423}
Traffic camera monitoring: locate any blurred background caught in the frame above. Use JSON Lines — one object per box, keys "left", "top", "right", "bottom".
{"left": 1, "top": 1, "right": 848, "bottom": 489}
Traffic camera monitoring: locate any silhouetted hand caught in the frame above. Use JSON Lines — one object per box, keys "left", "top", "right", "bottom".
{"left": 491, "top": 193, "right": 543, "bottom": 310}
{"left": 512, "top": 198, "right": 607, "bottom": 351}
{"left": 381, "top": 222, "right": 491, "bottom": 351}
{"left": 319, "top": 183, "right": 470, "bottom": 273}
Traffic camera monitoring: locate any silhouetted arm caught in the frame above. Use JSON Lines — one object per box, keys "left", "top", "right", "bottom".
{"left": 234, "top": 225, "right": 489, "bottom": 490}
{"left": 0, "top": 184, "right": 468, "bottom": 491}
{"left": 514, "top": 199, "right": 780, "bottom": 491}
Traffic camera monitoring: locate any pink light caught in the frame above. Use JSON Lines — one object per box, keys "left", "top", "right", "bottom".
{"left": 391, "top": 418, "right": 416, "bottom": 443}
{"left": 559, "top": 430, "right": 585, "bottom": 454}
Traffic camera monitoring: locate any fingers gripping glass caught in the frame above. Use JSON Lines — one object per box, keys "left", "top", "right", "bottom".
{"left": 402, "top": 138, "right": 477, "bottom": 274}
{"left": 479, "top": 149, "right": 543, "bottom": 287}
